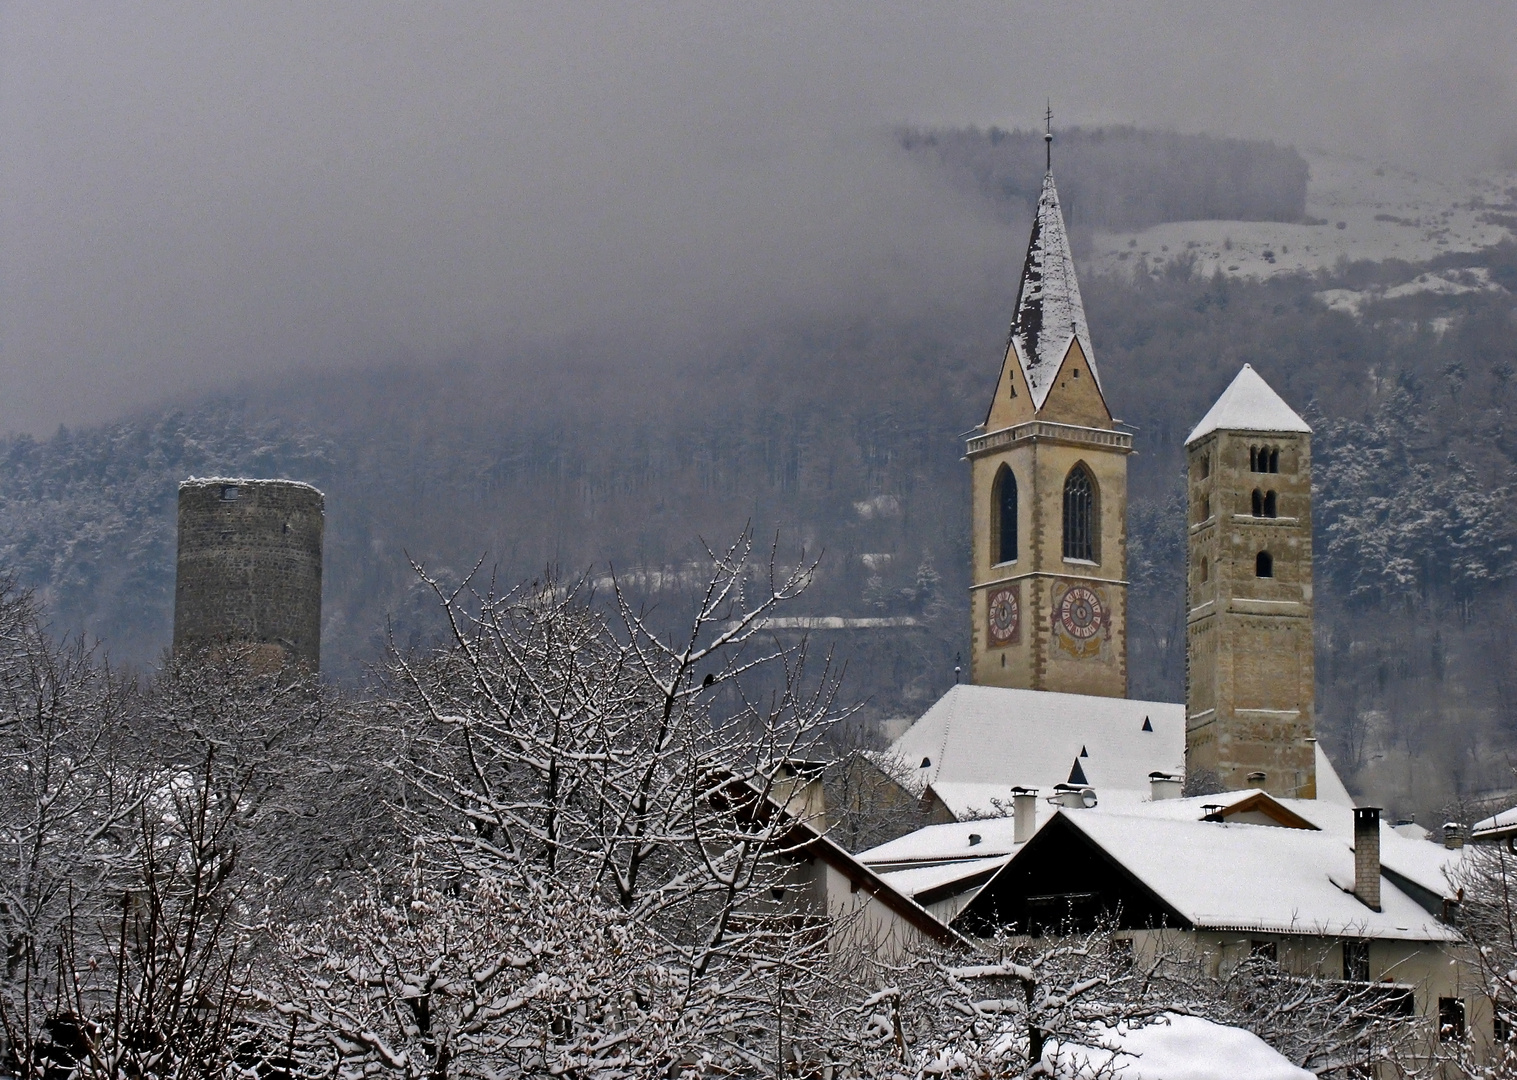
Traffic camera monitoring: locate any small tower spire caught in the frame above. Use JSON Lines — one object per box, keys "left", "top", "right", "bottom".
{"left": 1044, "top": 101, "right": 1053, "bottom": 172}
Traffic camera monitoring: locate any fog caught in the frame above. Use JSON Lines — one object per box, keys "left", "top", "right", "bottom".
{"left": 2, "top": 2, "right": 1515, "bottom": 436}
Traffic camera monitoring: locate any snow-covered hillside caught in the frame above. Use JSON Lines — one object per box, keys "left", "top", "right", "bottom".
{"left": 1082, "top": 150, "right": 1517, "bottom": 281}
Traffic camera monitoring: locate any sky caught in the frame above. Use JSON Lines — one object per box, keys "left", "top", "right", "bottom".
{"left": 3, "top": 2, "right": 1516, "bottom": 436}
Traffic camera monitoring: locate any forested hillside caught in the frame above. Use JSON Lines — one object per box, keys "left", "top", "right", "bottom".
{"left": 2, "top": 129, "right": 1515, "bottom": 819}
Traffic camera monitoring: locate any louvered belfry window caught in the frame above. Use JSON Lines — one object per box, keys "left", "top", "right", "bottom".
{"left": 1063, "top": 465, "right": 1097, "bottom": 561}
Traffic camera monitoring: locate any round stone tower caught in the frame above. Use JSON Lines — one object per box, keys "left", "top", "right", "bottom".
{"left": 173, "top": 478, "right": 324, "bottom": 670}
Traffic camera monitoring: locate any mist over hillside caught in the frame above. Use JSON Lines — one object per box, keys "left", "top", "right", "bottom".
{"left": 3, "top": 129, "right": 1516, "bottom": 821}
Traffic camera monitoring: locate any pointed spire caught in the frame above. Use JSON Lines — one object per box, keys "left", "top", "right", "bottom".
{"left": 1007, "top": 168, "right": 1100, "bottom": 411}
{"left": 1186, "top": 364, "right": 1312, "bottom": 445}
{"left": 1068, "top": 757, "right": 1089, "bottom": 785}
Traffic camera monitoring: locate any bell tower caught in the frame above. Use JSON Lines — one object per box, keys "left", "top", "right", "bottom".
{"left": 1184, "top": 364, "right": 1316, "bottom": 797}
{"left": 966, "top": 159, "right": 1130, "bottom": 696}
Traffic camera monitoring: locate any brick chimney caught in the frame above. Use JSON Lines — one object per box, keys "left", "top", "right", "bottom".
{"left": 1013, "top": 787, "right": 1038, "bottom": 843}
{"left": 1354, "top": 807, "right": 1382, "bottom": 912}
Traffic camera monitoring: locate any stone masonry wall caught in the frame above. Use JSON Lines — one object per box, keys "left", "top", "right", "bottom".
{"left": 173, "top": 478, "right": 323, "bottom": 670}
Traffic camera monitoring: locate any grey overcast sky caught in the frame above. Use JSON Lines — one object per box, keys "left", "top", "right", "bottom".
{"left": 3, "top": 3, "right": 1515, "bottom": 436}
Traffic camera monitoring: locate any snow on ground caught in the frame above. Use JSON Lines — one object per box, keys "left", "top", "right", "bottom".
{"left": 1047, "top": 1014, "right": 1313, "bottom": 1080}
{"left": 1317, "top": 265, "right": 1506, "bottom": 317}
{"left": 1083, "top": 150, "right": 1517, "bottom": 283}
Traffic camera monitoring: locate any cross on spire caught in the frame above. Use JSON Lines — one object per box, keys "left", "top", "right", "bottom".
{"left": 1044, "top": 101, "right": 1053, "bottom": 172}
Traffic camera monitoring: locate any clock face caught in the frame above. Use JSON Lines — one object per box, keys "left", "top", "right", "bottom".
{"left": 1058, "top": 585, "right": 1105, "bottom": 640}
{"left": 987, "top": 586, "right": 1020, "bottom": 646}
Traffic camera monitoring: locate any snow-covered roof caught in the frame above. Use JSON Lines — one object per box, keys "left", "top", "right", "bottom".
{"left": 1473, "top": 804, "right": 1517, "bottom": 840}
{"left": 1049, "top": 810, "right": 1458, "bottom": 941}
{"left": 876, "top": 856, "right": 1012, "bottom": 900}
{"left": 180, "top": 476, "right": 326, "bottom": 496}
{"left": 859, "top": 815, "right": 1025, "bottom": 868}
{"left": 886, "top": 684, "right": 1184, "bottom": 806}
{"left": 1313, "top": 742, "right": 1354, "bottom": 806}
{"left": 1007, "top": 171, "right": 1100, "bottom": 410}
{"left": 1185, "top": 364, "right": 1311, "bottom": 445}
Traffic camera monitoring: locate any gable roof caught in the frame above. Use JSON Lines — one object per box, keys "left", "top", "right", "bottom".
{"left": 1185, "top": 364, "right": 1312, "bottom": 445}
{"left": 1004, "top": 172, "right": 1101, "bottom": 412}
{"left": 885, "top": 684, "right": 1184, "bottom": 811}
{"left": 961, "top": 808, "right": 1458, "bottom": 942}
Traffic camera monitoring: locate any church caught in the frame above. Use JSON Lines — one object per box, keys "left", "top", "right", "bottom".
{"left": 831, "top": 135, "right": 1486, "bottom": 1057}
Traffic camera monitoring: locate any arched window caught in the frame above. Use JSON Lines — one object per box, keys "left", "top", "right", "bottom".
{"left": 1256, "top": 550, "right": 1273, "bottom": 578}
{"left": 1199, "top": 454, "right": 1211, "bottom": 479}
{"left": 1199, "top": 557, "right": 1209, "bottom": 583}
{"left": 1251, "top": 489, "right": 1263, "bottom": 517}
{"left": 993, "top": 465, "right": 1018, "bottom": 564}
{"left": 1249, "top": 446, "right": 1260, "bottom": 472}
{"left": 1263, "top": 490, "right": 1277, "bottom": 517}
{"left": 1268, "top": 449, "right": 1280, "bottom": 473}
{"left": 1063, "top": 465, "right": 1097, "bottom": 562}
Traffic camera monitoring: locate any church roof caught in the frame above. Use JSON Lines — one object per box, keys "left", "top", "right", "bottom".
{"left": 1007, "top": 172, "right": 1101, "bottom": 410}
{"left": 883, "top": 684, "right": 1185, "bottom": 807}
{"left": 1185, "top": 364, "right": 1311, "bottom": 445}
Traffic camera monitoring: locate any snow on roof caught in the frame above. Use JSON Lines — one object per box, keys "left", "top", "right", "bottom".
{"left": 1091, "top": 789, "right": 1463, "bottom": 904}
{"left": 1185, "top": 364, "right": 1311, "bottom": 445}
{"left": 1473, "top": 804, "right": 1517, "bottom": 838}
{"left": 887, "top": 684, "right": 1184, "bottom": 806}
{"left": 1051, "top": 1014, "right": 1313, "bottom": 1080}
{"left": 876, "top": 855, "right": 1013, "bottom": 901}
{"left": 180, "top": 476, "right": 326, "bottom": 496}
{"left": 1314, "top": 742, "right": 1354, "bottom": 806}
{"left": 1008, "top": 172, "right": 1101, "bottom": 410}
{"left": 859, "top": 814, "right": 1024, "bottom": 867}
{"left": 1056, "top": 810, "right": 1457, "bottom": 941}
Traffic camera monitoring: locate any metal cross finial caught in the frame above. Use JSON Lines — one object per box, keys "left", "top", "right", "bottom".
{"left": 1044, "top": 101, "right": 1053, "bottom": 172}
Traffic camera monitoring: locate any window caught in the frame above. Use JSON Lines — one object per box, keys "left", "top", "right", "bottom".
{"left": 1250, "top": 446, "right": 1260, "bottom": 472}
{"left": 1249, "top": 447, "right": 1280, "bottom": 473}
{"left": 1270, "top": 449, "right": 1280, "bottom": 472}
{"left": 1199, "top": 455, "right": 1211, "bottom": 480}
{"left": 1342, "top": 940, "right": 1370, "bottom": 982}
{"left": 219, "top": 484, "right": 240, "bottom": 501}
{"left": 1251, "top": 489, "right": 1263, "bottom": 517}
{"left": 1263, "top": 490, "right": 1277, "bottom": 518}
{"left": 1063, "top": 465, "right": 1097, "bottom": 562}
{"left": 1195, "top": 493, "right": 1210, "bottom": 523}
{"left": 1199, "top": 557, "right": 1209, "bottom": 584}
{"left": 994, "top": 465, "right": 1018, "bottom": 564}
{"left": 1439, "top": 997, "right": 1467, "bottom": 1042}
{"left": 1256, "top": 551, "right": 1273, "bottom": 578}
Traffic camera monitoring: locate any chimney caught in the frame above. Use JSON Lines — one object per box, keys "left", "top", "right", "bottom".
{"left": 1013, "top": 787, "right": 1038, "bottom": 843}
{"left": 1149, "top": 771, "right": 1183, "bottom": 801}
{"left": 1053, "top": 783, "right": 1097, "bottom": 809}
{"left": 1354, "top": 807, "right": 1382, "bottom": 912}
{"left": 1443, "top": 822, "right": 1465, "bottom": 850}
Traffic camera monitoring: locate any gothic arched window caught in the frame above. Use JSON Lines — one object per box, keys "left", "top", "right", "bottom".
{"left": 1256, "top": 550, "right": 1273, "bottom": 578}
{"left": 1263, "top": 490, "right": 1277, "bottom": 517}
{"left": 993, "top": 464, "right": 1018, "bottom": 564}
{"left": 1063, "top": 464, "right": 1097, "bottom": 562}
{"left": 1251, "top": 489, "right": 1263, "bottom": 517}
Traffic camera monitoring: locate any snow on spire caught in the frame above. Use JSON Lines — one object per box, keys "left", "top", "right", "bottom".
{"left": 1185, "top": 364, "right": 1312, "bottom": 445}
{"left": 1008, "top": 171, "right": 1099, "bottom": 410}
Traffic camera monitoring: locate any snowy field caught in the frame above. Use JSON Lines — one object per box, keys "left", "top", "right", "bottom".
{"left": 1082, "top": 150, "right": 1517, "bottom": 283}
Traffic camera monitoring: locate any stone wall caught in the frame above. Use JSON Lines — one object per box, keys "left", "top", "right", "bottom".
{"left": 173, "top": 478, "right": 323, "bottom": 670}
{"left": 1185, "top": 431, "right": 1315, "bottom": 797}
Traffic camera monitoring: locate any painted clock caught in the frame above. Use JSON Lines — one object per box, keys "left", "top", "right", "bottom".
{"left": 1057, "top": 584, "right": 1105, "bottom": 640}
{"left": 987, "top": 585, "right": 1020, "bottom": 646}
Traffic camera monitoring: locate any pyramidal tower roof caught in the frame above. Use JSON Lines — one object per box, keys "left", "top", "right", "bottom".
{"left": 1008, "top": 171, "right": 1100, "bottom": 410}
{"left": 1186, "top": 364, "right": 1311, "bottom": 445}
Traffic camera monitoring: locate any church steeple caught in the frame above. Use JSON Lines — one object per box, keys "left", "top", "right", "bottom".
{"left": 965, "top": 135, "right": 1130, "bottom": 698}
{"left": 1002, "top": 171, "right": 1103, "bottom": 415}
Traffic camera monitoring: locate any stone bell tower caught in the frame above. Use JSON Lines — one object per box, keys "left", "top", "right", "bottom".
{"left": 966, "top": 151, "right": 1130, "bottom": 697}
{"left": 1184, "top": 365, "right": 1315, "bottom": 797}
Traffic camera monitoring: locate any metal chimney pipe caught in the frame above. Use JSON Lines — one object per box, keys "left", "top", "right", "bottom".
{"left": 1354, "top": 807, "right": 1382, "bottom": 912}
{"left": 1013, "top": 787, "right": 1037, "bottom": 843}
